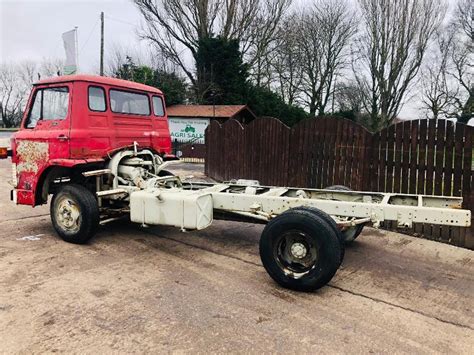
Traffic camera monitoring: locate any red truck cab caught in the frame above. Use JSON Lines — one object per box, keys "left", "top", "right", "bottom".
{"left": 7, "top": 75, "right": 171, "bottom": 206}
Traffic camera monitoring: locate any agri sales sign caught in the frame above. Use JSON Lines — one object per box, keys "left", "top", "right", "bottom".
{"left": 168, "top": 118, "right": 209, "bottom": 144}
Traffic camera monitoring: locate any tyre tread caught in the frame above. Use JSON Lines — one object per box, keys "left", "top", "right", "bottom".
{"left": 259, "top": 208, "right": 342, "bottom": 291}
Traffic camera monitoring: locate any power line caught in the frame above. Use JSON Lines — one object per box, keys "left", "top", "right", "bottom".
{"left": 105, "top": 15, "right": 137, "bottom": 27}
{"left": 79, "top": 17, "right": 100, "bottom": 53}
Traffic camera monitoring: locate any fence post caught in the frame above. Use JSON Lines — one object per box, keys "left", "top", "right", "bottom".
{"left": 361, "top": 132, "right": 373, "bottom": 191}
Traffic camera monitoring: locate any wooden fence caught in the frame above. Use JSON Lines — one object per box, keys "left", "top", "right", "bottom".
{"left": 172, "top": 139, "right": 206, "bottom": 162}
{"left": 205, "top": 117, "right": 474, "bottom": 249}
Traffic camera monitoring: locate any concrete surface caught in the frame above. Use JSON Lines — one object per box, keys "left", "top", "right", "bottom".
{"left": 0, "top": 158, "right": 473, "bottom": 353}
{"left": 0, "top": 137, "right": 10, "bottom": 147}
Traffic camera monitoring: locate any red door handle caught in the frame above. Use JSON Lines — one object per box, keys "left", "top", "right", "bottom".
{"left": 57, "top": 135, "right": 69, "bottom": 142}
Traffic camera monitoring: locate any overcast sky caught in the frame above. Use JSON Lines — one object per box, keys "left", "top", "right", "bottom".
{"left": 0, "top": 0, "right": 146, "bottom": 73}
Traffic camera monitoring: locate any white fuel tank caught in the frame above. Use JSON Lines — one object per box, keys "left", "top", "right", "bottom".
{"left": 130, "top": 188, "right": 213, "bottom": 230}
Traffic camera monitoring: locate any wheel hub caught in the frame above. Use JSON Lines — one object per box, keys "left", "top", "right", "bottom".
{"left": 290, "top": 242, "right": 307, "bottom": 259}
{"left": 56, "top": 198, "right": 80, "bottom": 231}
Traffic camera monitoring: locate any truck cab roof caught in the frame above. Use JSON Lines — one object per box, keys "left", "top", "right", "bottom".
{"left": 34, "top": 74, "right": 163, "bottom": 95}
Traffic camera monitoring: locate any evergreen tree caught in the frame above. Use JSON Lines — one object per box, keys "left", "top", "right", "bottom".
{"left": 195, "top": 36, "right": 308, "bottom": 125}
{"left": 246, "top": 85, "right": 308, "bottom": 126}
{"left": 195, "top": 37, "right": 249, "bottom": 105}
{"left": 114, "top": 57, "right": 187, "bottom": 106}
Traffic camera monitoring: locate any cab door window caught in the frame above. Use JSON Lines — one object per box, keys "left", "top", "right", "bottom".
{"left": 26, "top": 87, "right": 69, "bottom": 128}
{"left": 88, "top": 86, "right": 106, "bottom": 111}
{"left": 27, "top": 92, "right": 42, "bottom": 128}
{"left": 152, "top": 96, "right": 165, "bottom": 117}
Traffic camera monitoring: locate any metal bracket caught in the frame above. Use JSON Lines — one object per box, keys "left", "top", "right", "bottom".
{"left": 82, "top": 169, "right": 112, "bottom": 177}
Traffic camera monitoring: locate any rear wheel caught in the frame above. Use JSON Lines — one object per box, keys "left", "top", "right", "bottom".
{"left": 326, "top": 185, "right": 365, "bottom": 243}
{"left": 259, "top": 208, "right": 342, "bottom": 291}
{"left": 50, "top": 184, "right": 99, "bottom": 244}
{"left": 286, "top": 206, "right": 345, "bottom": 265}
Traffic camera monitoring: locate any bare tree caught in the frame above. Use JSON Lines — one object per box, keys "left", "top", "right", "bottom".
{"left": 334, "top": 81, "right": 365, "bottom": 114}
{"left": 271, "top": 15, "right": 303, "bottom": 106}
{"left": 450, "top": 43, "right": 473, "bottom": 123}
{"left": 106, "top": 44, "right": 145, "bottom": 76}
{"left": 0, "top": 58, "right": 64, "bottom": 127}
{"left": 448, "top": 0, "right": 473, "bottom": 124}
{"left": 133, "top": 0, "right": 291, "bottom": 88}
{"left": 106, "top": 42, "right": 181, "bottom": 77}
{"left": 353, "top": 0, "right": 444, "bottom": 130}
{"left": 298, "top": 0, "right": 357, "bottom": 116}
{"left": 39, "top": 58, "right": 64, "bottom": 78}
{"left": 419, "top": 1, "right": 473, "bottom": 123}
{"left": 246, "top": 0, "right": 292, "bottom": 86}
{"left": 0, "top": 64, "right": 28, "bottom": 127}
{"left": 455, "top": 0, "right": 473, "bottom": 41}
{"left": 420, "top": 29, "right": 458, "bottom": 119}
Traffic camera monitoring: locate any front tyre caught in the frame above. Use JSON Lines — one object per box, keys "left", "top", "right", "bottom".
{"left": 50, "top": 184, "right": 99, "bottom": 244}
{"left": 259, "top": 208, "right": 342, "bottom": 292}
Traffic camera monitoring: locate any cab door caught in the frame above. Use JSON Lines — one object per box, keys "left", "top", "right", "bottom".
{"left": 14, "top": 85, "right": 71, "bottom": 205}
{"left": 29, "top": 85, "right": 72, "bottom": 159}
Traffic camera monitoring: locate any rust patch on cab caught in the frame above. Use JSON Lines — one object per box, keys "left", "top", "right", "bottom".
{"left": 16, "top": 140, "right": 49, "bottom": 173}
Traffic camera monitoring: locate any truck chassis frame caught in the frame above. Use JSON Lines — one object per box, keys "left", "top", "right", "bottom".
{"left": 48, "top": 148, "right": 472, "bottom": 291}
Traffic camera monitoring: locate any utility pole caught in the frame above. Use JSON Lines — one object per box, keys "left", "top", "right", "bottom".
{"left": 100, "top": 12, "right": 104, "bottom": 76}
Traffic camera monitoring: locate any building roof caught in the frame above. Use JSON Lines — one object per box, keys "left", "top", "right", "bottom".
{"left": 167, "top": 105, "right": 255, "bottom": 119}
{"left": 34, "top": 74, "right": 163, "bottom": 94}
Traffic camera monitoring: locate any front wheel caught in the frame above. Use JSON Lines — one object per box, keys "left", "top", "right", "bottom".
{"left": 50, "top": 184, "right": 99, "bottom": 244}
{"left": 259, "top": 208, "right": 342, "bottom": 291}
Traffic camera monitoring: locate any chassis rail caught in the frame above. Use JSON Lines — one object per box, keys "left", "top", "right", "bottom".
{"left": 82, "top": 163, "right": 471, "bottom": 230}
{"left": 187, "top": 183, "right": 471, "bottom": 229}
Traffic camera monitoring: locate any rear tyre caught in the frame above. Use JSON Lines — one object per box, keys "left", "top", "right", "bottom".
{"left": 50, "top": 184, "right": 99, "bottom": 244}
{"left": 326, "top": 185, "right": 365, "bottom": 243}
{"left": 259, "top": 208, "right": 342, "bottom": 291}
{"left": 285, "top": 206, "right": 345, "bottom": 265}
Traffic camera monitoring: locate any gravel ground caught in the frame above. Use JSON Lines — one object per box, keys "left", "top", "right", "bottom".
{"left": 0, "top": 158, "right": 473, "bottom": 353}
